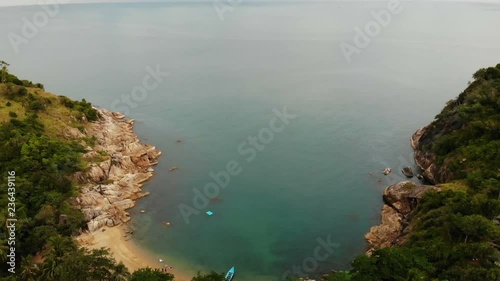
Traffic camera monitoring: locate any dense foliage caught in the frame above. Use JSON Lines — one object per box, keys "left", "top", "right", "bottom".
{"left": 0, "top": 67, "right": 102, "bottom": 280}
{"left": 191, "top": 272, "right": 226, "bottom": 281}
{"left": 59, "top": 95, "right": 99, "bottom": 121}
{"left": 421, "top": 64, "right": 500, "bottom": 192}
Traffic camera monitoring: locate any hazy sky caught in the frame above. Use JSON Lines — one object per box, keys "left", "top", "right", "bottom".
{"left": 0, "top": 0, "right": 498, "bottom": 7}
{"left": 0, "top": 0, "right": 147, "bottom": 7}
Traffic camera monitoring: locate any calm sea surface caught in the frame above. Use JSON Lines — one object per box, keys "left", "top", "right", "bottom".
{"left": 1, "top": 1, "right": 500, "bottom": 280}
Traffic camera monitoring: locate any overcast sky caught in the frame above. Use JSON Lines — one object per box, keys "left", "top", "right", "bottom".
{"left": 0, "top": 0, "right": 497, "bottom": 7}
{"left": 0, "top": 0, "right": 149, "bottom": 7}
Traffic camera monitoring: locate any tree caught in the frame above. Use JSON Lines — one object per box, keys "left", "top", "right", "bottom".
{"left": 129, "top": 267, "right": 174, "bottom": 281}
{"left": 19, "top": 255, "right": 38, "bottom": 281}
{"left": 42, "top": 248, "right": 129, "bottom": 281}
{"left": 112, "top": 262, "right": 130, "bottom": 281}
{"left": 453, "top": 215, "right": 499, "bottom": 243}
{"left": 327, "top": 271, "right": 352, "bottom": 281}
{"left": 190, "top": 271, "right": 226, "bottom": 281}
{"left": 349, "top": 248, "right": 434, "bottom": 281}
{"left": 45, "top": 236, "right": 77, "bottom": 261}
{"left": 0, "top": 238, "right": 9, "bottom": 263}
{"left": 0, "top": 60, "right": 9, "bottom": 83}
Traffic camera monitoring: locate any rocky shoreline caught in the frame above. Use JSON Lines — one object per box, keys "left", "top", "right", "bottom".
{"left": 411, "top": 125, "right": 440, "bottom": 184}
{"left": 72, "top": 108, "right": 161, "bottom": 233}
{"left": 364, "top": 127, "right": 441, "bottom": 255}
{"left": 364, "top": 181, "right": 439, "bottom": 255}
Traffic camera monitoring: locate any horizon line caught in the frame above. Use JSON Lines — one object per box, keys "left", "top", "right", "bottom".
{"left": 1, "top": 0, "right": 499, "bottom": 8}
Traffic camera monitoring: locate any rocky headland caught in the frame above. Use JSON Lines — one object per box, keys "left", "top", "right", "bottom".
{"left": 365, "top": 122, "right": 450, "bottom": 255}
{"left": 71, "top": 109, "right": 161, "bottom": 233}
{"left": 365, "top": 181, "right": 439, "bottom": 255}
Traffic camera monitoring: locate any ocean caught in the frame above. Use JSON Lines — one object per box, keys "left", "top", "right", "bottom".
{"left": 1, "top": 1, "right": 500, "bottom": 280}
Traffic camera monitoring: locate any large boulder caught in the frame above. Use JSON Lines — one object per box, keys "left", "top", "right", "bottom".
{"left": 365, "top": 205, "right": 403, "bottom": 252}
{"left": 365, "top": 181, "right": 440, "bottom": 254}
{"left": 383, "top": 181, "right": 439, "bottom": 215}
{"left": 401, "top": 167, "right": 414, "bottom": 178}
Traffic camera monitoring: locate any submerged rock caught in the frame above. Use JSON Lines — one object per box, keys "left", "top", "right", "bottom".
{"left": 401, "top": 166, "right": 414, "bottom": 178}
{"left": 383, "top": 168, "right": 392, "bottom": 175}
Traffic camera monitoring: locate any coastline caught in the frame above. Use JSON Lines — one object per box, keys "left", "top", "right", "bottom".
{"left": 364, "top": 126, "right": 439, "bottom": 256}
{"left": 73, "top": 108, "right": 190, "bottom": 280}
{"left": 78, "top": 226, "right": 190, "bottom": 281}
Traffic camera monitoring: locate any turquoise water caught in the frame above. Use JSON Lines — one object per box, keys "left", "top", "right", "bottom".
{"left": 1, "top": 1, "right": 500, "bottom": 280}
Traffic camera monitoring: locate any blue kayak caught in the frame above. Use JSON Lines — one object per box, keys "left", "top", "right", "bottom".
{"left": 225, "top": 267, "right": 235, "bottom": 281}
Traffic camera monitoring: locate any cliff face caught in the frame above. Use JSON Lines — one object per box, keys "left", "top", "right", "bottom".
{"left": 72, "top": 109, "right": 161, "bottom": 232}
{"left": 365, "top": 181, "right": 439, "bottom": 255}
{"left": 411, "top": 68, "right": 500, "bottom": 185}
{"left": 411, "top": 125, "right": 453, "bottom": 185}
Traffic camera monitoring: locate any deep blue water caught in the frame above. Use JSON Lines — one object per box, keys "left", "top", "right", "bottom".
{"left": 1, "top": 1, "right": 500, "bottom": 280}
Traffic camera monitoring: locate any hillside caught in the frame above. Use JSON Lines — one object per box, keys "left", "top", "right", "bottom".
{"left": 412, "top": 63, "right": 500, "bottom": 190}
{"left": 0, "top": 64, "right": 226, "bottom": 281}
{"left": 325, "top": 64, "right": 500, "bottom": 281}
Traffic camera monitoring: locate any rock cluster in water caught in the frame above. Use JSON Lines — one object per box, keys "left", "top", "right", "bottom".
{"left": 365, "top": 124, "right": 454, "bottom": 255}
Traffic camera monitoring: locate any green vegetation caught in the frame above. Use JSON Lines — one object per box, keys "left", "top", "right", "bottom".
{"left": 322, "top": 64, "right": 500, "bottom": 281}
{"left": 1, "top": 62, "right": 498, "bottom": 280}
{"left": 0, "top": 64, "right": 221, "bottom": 281}
{"left": 0, "top": 61, "right": 44, "bottom": 89}
{"left": 191, "top": 272, "right": 225, "bottom": 281}
{"left": 425, "top": 64, "right": 500, "bottom": 193}
{"left": 59, "top": 95, "right": 99, "bottom": 121}
{"left": 128, "top": 268, "right": 174, "bottom": 281}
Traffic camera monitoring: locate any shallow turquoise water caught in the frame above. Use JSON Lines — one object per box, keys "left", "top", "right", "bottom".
{"left": 1, "top": 1, "right": 500, "bottom": 280}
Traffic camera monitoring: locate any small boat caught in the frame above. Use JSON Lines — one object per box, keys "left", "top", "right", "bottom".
{"left": 225, "top": 267, "right": 235, "bottom": 281}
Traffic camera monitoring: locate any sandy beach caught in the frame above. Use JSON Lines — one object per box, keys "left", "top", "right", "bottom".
{"left": 78, "top": 226, "right": 191, "bottom": 281}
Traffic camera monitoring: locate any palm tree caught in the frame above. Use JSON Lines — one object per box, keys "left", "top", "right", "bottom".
{"left": 19, "top": 255, "right": 38, "bottom": 281}
{"left": 0, "top": 239, "right": 9, "bottom": 263}
{"left": 0, "top": 60, "right": 9, "bottom": 83}
{"left": 111, "top": 262, "right": 130, "bottom": 281}
{"left": 45, "top": 236, "right": 76, "bottom": 261}
{"left": 39, "top": 258, "right": 57, "bottom": 281}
